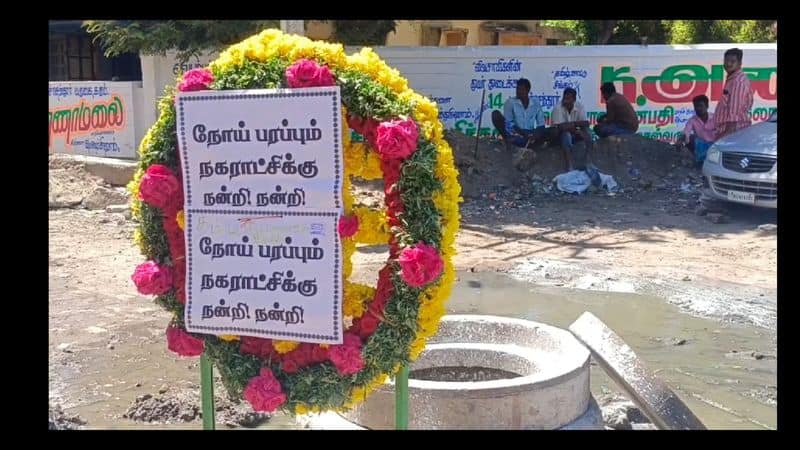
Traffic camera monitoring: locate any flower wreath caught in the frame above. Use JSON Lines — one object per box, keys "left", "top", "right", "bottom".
{"left": 128, "top": 29, "right": 461, "bottom": 415}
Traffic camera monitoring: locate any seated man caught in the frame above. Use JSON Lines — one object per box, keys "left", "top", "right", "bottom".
{"left": 594, "top": 82, "right": 639, "bottom": 138}
{"left": 551, "top": 88, "right": 592, "bottom": 171}
{"left": 676, "top": 95, "right": 715, "bottom": 167}
{"left": 491, "top": 77, "right": 548, "bottom": 150}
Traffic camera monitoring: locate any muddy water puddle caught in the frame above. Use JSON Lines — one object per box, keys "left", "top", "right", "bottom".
{"left": 451, "top": 271, "right": 776, "bottom": 429}
{"left": 50, "top": 270, "right": 775, "bottom": 430}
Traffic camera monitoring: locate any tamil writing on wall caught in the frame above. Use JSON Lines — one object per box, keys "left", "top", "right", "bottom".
{"left": 48, "top": 81, "right": 139, "bottom": 159}
{"left": 177, "top": 87, "right": 344, "bottom": 344}
{"left": 372, "top": 45, "right": 777, "bottom": 143}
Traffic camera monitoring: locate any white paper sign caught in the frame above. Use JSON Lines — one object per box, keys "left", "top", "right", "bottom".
{"left": 176, "top": 87, "right": 343, "bottom": 344}
{"left": 177, "top": 88, "right": 343, "bottom": 211}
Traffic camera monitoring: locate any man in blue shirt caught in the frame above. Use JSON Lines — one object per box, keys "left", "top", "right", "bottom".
{"left": 491, "top": 78, "right": 548, "bottom": 151}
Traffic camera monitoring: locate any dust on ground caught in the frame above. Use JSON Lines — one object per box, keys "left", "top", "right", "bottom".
{"left": 48, "top": 130, "right": 776, "bottom": 429}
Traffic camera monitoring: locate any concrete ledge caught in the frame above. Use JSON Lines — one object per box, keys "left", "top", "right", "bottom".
{"left": 51, "top": 154, "right": 139, "bottom": 186}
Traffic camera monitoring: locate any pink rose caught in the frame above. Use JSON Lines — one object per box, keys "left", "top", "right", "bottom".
{"left": 131, "top": 261, "right": 173, "bottom": 295}
{"left": 177, "top": 68, "right": 213, "bottom": 92}
{"left": 243, "top": 368, "right": 287, "bottom": 412}
{"left": 328, "top": 333, "right": 365, "bottom": 376}
{"left": 139, "top": 164, "right": 182, "bottom": 213}
{"left": 285, "top": 59, "right": 335, "bottom": 88}
{"left": 375, "top": 119, "right": 419, "bottom": 160}
{"left": 398, "top": 242, "right": 444, "bottom": 288}
{"left": 338, "top": 215, "right": 359, "bottom": 238}
{"left": 166, "top": 324, "right": 204, "bottom": 357}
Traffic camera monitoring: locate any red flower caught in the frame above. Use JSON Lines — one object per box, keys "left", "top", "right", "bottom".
{"left": 375, "top": 118, "right": 419, "bottom": 160}
{"left": 131, "top": 261, "right": 173, "bottom": 295}
{"left": 285, "top": 59, "right": 335, "bottom": 88}
{"left": 171, "top": 258, "right": 186, "bottom": 304}
{"left": 358, "top": 313, "right": 381, "bottom": 338}
{"left": 381, "top": 160, "right": 402, "bottom": 189}
{"left": 240, "top": 337, "right": 277, "bottom": 360}
{"left": 398, "top": 242, "right": 444, "bottom": 288}
{"left": 347, "top": 115, "right": 379, "bottom": 147}
{"left": 243, "top": 368, "right": 287, "bottom": 413}
{"left": 166, "top": 324, "right": 204, "bottom": 357}
{"left": 281, "top": 359, "right": 300, "bottom": 374}
{"left": 311, "top": 345, "right": 329, "bottom": 363}
{"left": 139, "top": 164, "right": 182, "bottom": 213}
{"left": 328, "top": 333, "right": 365, "bottom": 375}
{"left": 338, "top": 215, "right": 359, "bottom": 238}
{"left": 177, "top": 68, "right": 213, "bottom": 92}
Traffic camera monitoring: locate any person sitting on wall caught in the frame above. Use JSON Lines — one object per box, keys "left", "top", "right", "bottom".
{"left": 551, "top": 87, "right": 593, "bottom": 171}
{"left": 676, "top": 94, "right": 716, "bottom": 168}
{"left": 594, "top": 82, "right": 639, "bottom": 138}
{"left": 491, "top": 78, "right": 549, "bottom": 151}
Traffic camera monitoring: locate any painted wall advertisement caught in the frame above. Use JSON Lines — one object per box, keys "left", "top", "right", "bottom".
{"left": 176, "top": 86, "right": 344, "bottom": 344}
{"left": 48, "top": 81, "right": 138, "bottom": 159}
{"left": 373, "top": 45, "right": 777, "bottom": 143}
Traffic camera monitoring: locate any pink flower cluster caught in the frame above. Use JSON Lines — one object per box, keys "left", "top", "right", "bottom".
{"left": 177, "top": 68, "right": 213, "bottom": 92}
{"left": 398, "top": 242, "right": 444, "bottom": 288}
{"left": 328, "top": 333, "right": 365, "bottom": 376}
{"left": 131, "top": 261, "right": 173, "bottom": 295}
{"left": 138, "top": 164, "right": 182, "bottom": 214}
{"left": 375, "top": 118, "right": 419, "bottom": 160}
{"left": 166, "top": 324, "right": 204, "bottom": 357}
{"left": 243, "top": 368, "right": 287, "bottom": 412}
{"left": 338, "top": 215, "right": 359, "bottom": 238}
{"left": 285, "top": 59, "right": 335, "bottom": 88}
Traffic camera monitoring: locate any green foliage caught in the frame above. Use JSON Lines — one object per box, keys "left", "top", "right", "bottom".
{"left": 336, "top": 70, "right": 413, "bottom": 120}
{"left": 397, "top": 140, "right": 442, "bottom": 247}
{"left": 543, "top": 20, "right": 776, "bottom": 45}
{"left": 330, "top": 20, "right": 397, "bottom": 46}
{"left": 211, "top": 58, "right": 291, "bottom": 90}
{"left": 83, "top": 20, "right": 279, "bottom": 63}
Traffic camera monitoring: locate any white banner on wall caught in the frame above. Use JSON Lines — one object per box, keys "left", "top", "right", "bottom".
{"left": 176, "top": 87, "right": 344, "bottom": 344}
{"left": 369, "top": 44, "right": 777, "bottom": 143}
{"left": 48, "top": 81, "right": 139, "bottom": 159}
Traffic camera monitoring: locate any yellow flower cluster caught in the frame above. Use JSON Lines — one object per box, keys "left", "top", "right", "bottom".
{"left": 273, "top": 340, "right": 300, "bottom": 354}
{"left": 343, "top": 142, "right": 383, "bottom": 181}
{"left": 352, "top": 206, "right": 391, "bottom": 245}
{"left": 176, "top": 210, "right": 185, "bottom": 231}
{"left": 212, "top": 30, "right": 348, "bottom": 75}
{"left": 272, "top": 340, "right": 300, "bottom": 353}
{"left": 219, "top": 335, "right": 240, "bottom": 342}
{"left": 343, "top": 282, "right": 375, "bottom": 319}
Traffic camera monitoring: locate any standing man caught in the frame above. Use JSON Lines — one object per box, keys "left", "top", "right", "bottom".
{"left": 714, "top": 48, "right": 754, "bottom": 140}
{"left": 551, "top": 87, "right": 592, "bottom": 170}
{"left": 594, "top": 82, "right": 639, "bottom": 138}
{"left": 491, "top": 78, "right": 547, "bottom": 150}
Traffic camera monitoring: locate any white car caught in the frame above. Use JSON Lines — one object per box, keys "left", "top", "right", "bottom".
{"left": 702, "top": 111, "right": 777, "bottom": 208}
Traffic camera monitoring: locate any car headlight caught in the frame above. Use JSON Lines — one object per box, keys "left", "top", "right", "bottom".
{"left": 706, "top": 147, "right": 721, "bottom": 165}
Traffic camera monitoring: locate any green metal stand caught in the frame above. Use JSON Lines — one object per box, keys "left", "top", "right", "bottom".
{"left": 395, "top": 364, "right": 409, "bottom": 429}
{"left": 200, "top": 353, "right": 216, "bottom": 430}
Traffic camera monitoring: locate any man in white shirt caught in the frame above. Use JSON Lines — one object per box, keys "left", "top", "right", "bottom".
{"left": 550, "top": 88, "right": 592, "bottom": 170}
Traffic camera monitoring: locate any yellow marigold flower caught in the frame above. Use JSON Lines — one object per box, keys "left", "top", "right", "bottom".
{"left": 219, "top": 334, "right": 239, "bottom": 342}
{"left": 273, "top": 340, "right": 300, "bottom": 354}
{"left": 343, "top": 282, "right": 375, "bottom": 319}
{"left": 176, "top": 210, "right": 185, "bottom": 231}
{"left": 353, "top": 206, "right": 390, "bottom": 245}
{"left": 361, "top": 150, "right": 383, "bottom": 180}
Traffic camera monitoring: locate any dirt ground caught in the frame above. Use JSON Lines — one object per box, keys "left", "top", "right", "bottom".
{"left": 48, "top": 138, "right": 777, "bottom": 428}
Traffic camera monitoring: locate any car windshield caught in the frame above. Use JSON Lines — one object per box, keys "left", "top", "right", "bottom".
{"left": 769, "top": 110, "right": 777, "bottom": 122}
